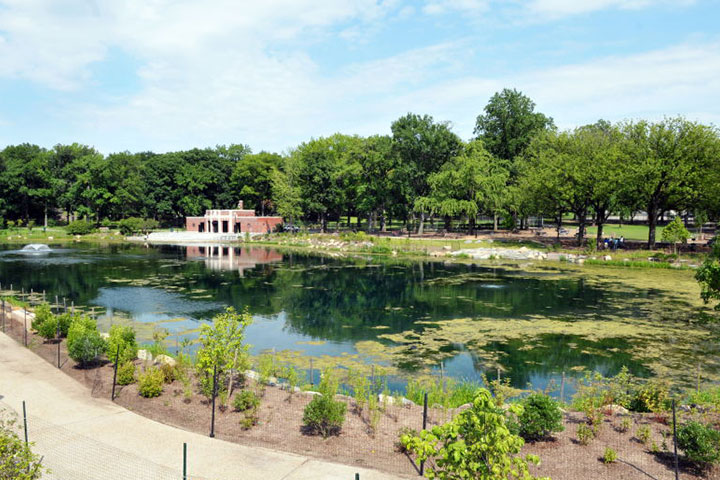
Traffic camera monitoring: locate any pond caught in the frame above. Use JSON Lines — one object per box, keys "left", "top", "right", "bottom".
{"left": 1, "top": 243, "right": 718, "bottom": 393}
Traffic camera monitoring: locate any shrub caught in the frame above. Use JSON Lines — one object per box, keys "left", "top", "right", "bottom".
{"left": 233, "top": 390, "right": 260, "bottom": 412}
{"left": 66, "top": 316, "right": 106, "bottom": 366}
{"left": 401, "top": 389, "right": 543, "bottom": 479}
{"left": 56, "top": 312, "right": 75, "bottom": 337}
{"left": 138, "top": 367, "right": 164, "bottom": 398}
{"left": 36, "top": 315, "right": 58, "bottom": 341}
{"left": 603, "top": 447, "right": 618, "bottom": 464}
{"left": 302, "top": 369, "right": 347, "bottom": 438}
{"left": 636, "top": 425, "right": 652, "bottom": 445}
{"left": 0, "top": 414, "right": 46, "bottom": 479}
{"left": 618, "top": 417, "right": 632, "bottom": 433}
{"left": 105, "top": 324, "right": 137, "bottom": 364}
{"left": 159, "top": 362, "right": 178, "bottom": 384}
{"left": 577, "top": 424, "right": 594, "bottom": 445}
{"left": 303, "top": 394, "right": 348, "bottom": 438}
{"left": 517, "top": 393, "right": 564, "bottom": 440}
{"left": 31, "top": 303, "right": 54, "bottom": 331}
{"left": 117, "top": 361, "right": 136, "bottom": 385}
{"left": 66, "top": 220, "right": 96, "bottom": 235}
{"left": 630, "top": 381, "right": 669, "bottom": 413}
{"left": 676, "top": 422, "right": 720, "bottom": 465}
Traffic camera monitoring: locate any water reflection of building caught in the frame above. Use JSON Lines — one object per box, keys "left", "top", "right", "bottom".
{"left": 186, "top": 246, "right": 283, "bottom": 275}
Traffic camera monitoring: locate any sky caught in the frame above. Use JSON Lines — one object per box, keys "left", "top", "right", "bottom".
{"left": 0, "top": 0, "right": 719, "bottom": 155}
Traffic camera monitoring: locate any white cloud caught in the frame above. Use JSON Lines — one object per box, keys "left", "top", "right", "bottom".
{"left": 378, "top": 40, "right": 720, "bottom": 139}
{"left": 422, "top": 0, "right": 488, "bottom": 15}
{"left": 525, "top": 0, "right": 696, "bottom": 19}
{"left": 0, "top": 0, "right": 717, "bottom": 154}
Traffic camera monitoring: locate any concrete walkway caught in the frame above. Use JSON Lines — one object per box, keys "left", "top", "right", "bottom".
{"left": 0, "top": 333, "right": 405, "bottom": 480}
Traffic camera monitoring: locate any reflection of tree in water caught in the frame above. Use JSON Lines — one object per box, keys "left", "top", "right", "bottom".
{"left": 468, "top": 335, "right": 651, "bottom": 389}
{"left": 0, "top": 244, "right": 678, "bottom": 386}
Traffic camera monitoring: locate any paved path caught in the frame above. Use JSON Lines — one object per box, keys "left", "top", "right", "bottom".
{"left": 0, "top": 333, "right": 405, "bottom": 480}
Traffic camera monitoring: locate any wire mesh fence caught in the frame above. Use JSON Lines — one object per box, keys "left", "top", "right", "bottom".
{"left": 0, "top": 400, "right": 205, "bottom": 480}
{"left": 2, "top": 292, "right": 718, "bottom": 479}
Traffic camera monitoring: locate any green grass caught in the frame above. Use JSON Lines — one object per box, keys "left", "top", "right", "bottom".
{"left": 585, "top": 224, "right": 671, "bottom": 242}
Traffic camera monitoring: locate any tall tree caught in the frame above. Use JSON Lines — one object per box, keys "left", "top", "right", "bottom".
{"left": 419, "top": 140, "right": 509, "bottom": 234}
{"left": 391, "top": 113, "right": 462, "bottom": 234}
{"left": 474, "top": 88, "right": 555, "bottom": 162}
{"left": 621, "top": 118, "right": 720, "bottom": 248}
{"left": 230, "top": 151, "right": 282, "bottom": 215}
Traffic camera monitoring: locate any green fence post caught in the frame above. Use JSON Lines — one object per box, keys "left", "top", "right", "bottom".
{"left": 183, "top": 442, "right": 187, "bottom": 480}
{"left": 22, "top": 401, "right": 28, "bottom": 446}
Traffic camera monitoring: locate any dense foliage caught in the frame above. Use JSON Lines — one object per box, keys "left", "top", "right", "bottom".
{"left": 302, "top": 369, "right": 347, "bottom": 438}
{"left": 696, "top": 243, "right": 720, "bottom": 310}
{"left": 516, "top": 393, "right": 564, "bottom": 440}
{"left": 138, "top": 367, "right": 164, "bottom": 398}
{"left": 2, "top": 90, "right": 717, "bottom": 247}
{"left": 195, "top": 307, "right": 253, "bottom": 399}
{"left": 66, "top": 316, "right": 106, "bottom": 366}
{"left": 0, "top": 414, "right": 45, "bottom": 479}
{"left": 401, "top": 389, "right": 547, "bottom": 480}
{"left": 676, "top": 422, "right": 720, "bottom": 465}
{"left": 105, "top": 324, "right": 138, "bottom": 364}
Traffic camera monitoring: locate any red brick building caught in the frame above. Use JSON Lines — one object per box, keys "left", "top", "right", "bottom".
{"left": 185, "top": 201, "right": 282, "bottom": 234}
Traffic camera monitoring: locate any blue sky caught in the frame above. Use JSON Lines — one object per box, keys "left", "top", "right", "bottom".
{"left": 0, "top": 0, "right": 719, "bottom": 154}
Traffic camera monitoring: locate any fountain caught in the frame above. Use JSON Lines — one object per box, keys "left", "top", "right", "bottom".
{"left": 20, "top": 244, "right": 52, "bottom": 253}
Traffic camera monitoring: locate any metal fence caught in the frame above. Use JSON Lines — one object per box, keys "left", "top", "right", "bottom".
{"left": 0, "top": 400, "right": 202, "bottom": 480}
{"left": 1, "top": 291, "right": 715, "bottom": 480}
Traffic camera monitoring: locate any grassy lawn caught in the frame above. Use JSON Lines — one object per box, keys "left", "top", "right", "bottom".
{"left": 586, "top": 224, "right": 660, "bottom": 242}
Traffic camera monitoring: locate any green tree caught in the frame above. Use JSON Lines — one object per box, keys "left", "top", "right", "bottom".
{"left": 661, "top": 216, "right": 690, "bottom": 253}
{"left": 230, "top": 152, "right": 282, "bottom": 215}
{"left": 391, "top": 113, "right": 462, "bottom": 234}
{"left": 195, "top": 307, "right": 253, "bottom": 401}
{"left": 696, "top": 242, "right": 720, "bottom": 311}
{"left": 474, "top": 88, "right": 555, "bottom": 162}
{"left": 402, "top": 389, "right": 547, "bottom": 480}
{"left": 621, "top": 118, "right": 720, "bottom": 248}
{"left": 419, "top": 140, "right": 508, "bottom": 234}
{"left": 356, "top": 135, "right": 397, "bottom": 232}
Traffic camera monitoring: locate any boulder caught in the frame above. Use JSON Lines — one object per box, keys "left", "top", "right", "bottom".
{"left": 605, "top": 404, "right": 629, "bottom": 415}
{"left": 443, "top": 245, "right": 452, "bottom": 251}
{"left": 603, "top": 255, "right": 612, "bottom": 261}
{"left": 137, "top": 349, "right": 153, "bottom": 362}
{"left": 155, "top": 354, "right": 177, "bottom": 367}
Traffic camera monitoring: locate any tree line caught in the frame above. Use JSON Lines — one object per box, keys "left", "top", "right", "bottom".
{"left": 1, "top": 88, "right": 719, "bottom": 247}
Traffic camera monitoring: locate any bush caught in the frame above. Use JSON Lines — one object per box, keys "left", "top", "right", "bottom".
{"left": 117, "top": 361, "right": 136, "bottom": 385}
{"left": 302, "top": 369, "right": 347, "bottom": 438}
{"left": 105, "top": 325, "right": 137, "bottom": 364}
{"left": 56, "top": 312, "right": 75, "bottom": 337}
{"left": 233, "top": 390, "right": 260, "bottom": 412}
{"left": 66, "top": 316, "right": 106, "bottom": 366}
{"left": 676, "top": 422, "right": 720, "bottom": 465}
{"left": 630, "top": 381, "right": 669, "bottom": 413}
{"left": 66, "top": 220, "right": 96, "bottom": 235}
{"left": 30, "top": 303, "right": 54, "bottom": 332}
{"left": 159, "top": 362, "right": 179, "bottom": 384}
{"left": 302, "top": 394, "right": 347, "bottom": 438}
{"left": 36, "top": 315, "right": 58, "bottom": 341}
{"left": 0, "top": 414, "right": 45, "bottom": 479}
{"left": 118, "top": 217, "right": 159, "bottom": 236}
{"left": 517, "top": 393, "right": 564, "bottom": 440}
{"left": 401, "top": 389, "right": 542, "bottom": 479}
{"left": 603, "top": 447, "right": 618, "bottom": 464}
{"left": 577, "top": 424, "right": 595, "bottom": 445}
{"left": 138, "top": 367, "right": 165, "bottom": 398}
{"left": 636, "top": 425, "right": 651, "bottom": 445}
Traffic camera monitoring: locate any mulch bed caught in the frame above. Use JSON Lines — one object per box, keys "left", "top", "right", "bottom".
{"left": 3, "top": 310, "right": 719, "bottom": 479}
